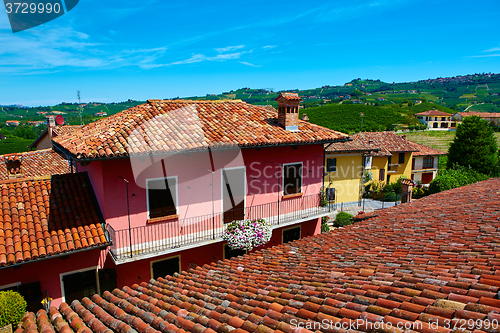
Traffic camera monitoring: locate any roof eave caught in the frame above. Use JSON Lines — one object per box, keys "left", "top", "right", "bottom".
{"left": 53, "top": 137, "right": 350, "bottom": 162}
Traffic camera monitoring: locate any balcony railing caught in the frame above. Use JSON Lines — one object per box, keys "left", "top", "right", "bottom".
{"left": 108, "top": 193, "right": 329, "bottom": 262}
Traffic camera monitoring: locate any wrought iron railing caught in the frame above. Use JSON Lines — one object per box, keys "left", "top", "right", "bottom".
{"left": 108, "top": 193, "right": 329, "bottom": 261}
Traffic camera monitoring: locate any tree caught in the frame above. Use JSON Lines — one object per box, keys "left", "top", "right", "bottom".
{"left": 447, "top": 116, "right": 499, "bottom": 175}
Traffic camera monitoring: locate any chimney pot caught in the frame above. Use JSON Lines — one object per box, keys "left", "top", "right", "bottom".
{"left": 275, "top": 92, "right": 302, "bottom": 131}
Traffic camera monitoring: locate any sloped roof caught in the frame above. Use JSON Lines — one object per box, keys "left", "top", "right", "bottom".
{"left": 351, "top": 131, "right": 418, "bottom": 157}
{"left": 325, "top": 138, "right": 381, "bottom": 153}
{"left": 16, "top": 178, "right": 500, "bottom": 333}
{"left": 456, "top": 111, "right": 500, "bottom": 119}
{"left": 405, "top": 140, "right": 446, "bottom": 157}
{"left": 0, "top": 149, "right": 71, "bottom": 180}
{"left": 0, "top": 172, "right": 108, "bottom": 268}
{"left": 52, "top": 100, "right": 347, "bottom": 160}
{"left": 414, "top": 110, "right": 452, "bottom": 117}
{"left": 30, "top": 125, "right": 81, "bottom": 149}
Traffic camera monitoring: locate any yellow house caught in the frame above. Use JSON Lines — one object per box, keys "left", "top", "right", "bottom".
{"left": 354, "top": 132, "right": 416, "bottom": 184}
{"left": 324, "top": 139, "right": 380, "bottom": 203}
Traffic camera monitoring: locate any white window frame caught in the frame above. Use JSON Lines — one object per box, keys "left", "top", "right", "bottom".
{"left": 150, "top": 255, "right": 181, "bottom": 280}
{"left": 146, "top": 176, "right": 179, "bottom": 219}
{"left": 282, "top": 162, "right": 303, "bottom": 195}
{"left": 0, "top": 282, "right": 21, "bottom": 291}
{"left": 60, "top": 266, "right": 98, "bottom": 303}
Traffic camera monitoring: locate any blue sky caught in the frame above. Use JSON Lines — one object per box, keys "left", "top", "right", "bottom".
{"left": 1, "top": 0, "right": 499, "bottom": 106}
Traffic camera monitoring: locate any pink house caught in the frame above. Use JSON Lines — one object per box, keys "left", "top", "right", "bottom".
{"left": 0, "top": 93, "right": 349, "bottom": 307}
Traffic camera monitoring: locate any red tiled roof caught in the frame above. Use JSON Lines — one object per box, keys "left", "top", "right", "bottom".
{"left": 0, "top": 149, "right": 71, "bottom": 180}
{"left": 325, "top": 137, "right": 381, "bottom": 153}
{"left": 0, "top": 172, "right": 108, "bottom": 268}
{"left": 52, "top": 100, "right": 347, "bottom": 160}
{"left": 16, "top": 178, "right": 500, "bottom": 333}
{"left": 30, "top": 125, "right": 81, "bottom": 149}
{"left": 414, "top": 110, "right": 452, "bottom": 117}
{"left": 351, "top": 131, "right": 418, "bottom": 156}
{"left": 456, "top": 111, "right": 500, "bottom": 119}
{"left": 405, "top": 140, "right": 446, "bottom": 156}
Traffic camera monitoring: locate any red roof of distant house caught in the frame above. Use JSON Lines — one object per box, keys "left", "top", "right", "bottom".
{"left": 350, "top": 131, "right": 418, "bottom": 156}
{"left": 405, "top": 140, "right": 446, "bottom": 156}
{"left": 414, "top": 110, "right": 452, "bottom": 117}
{"left": 52, "top": 100, "right": 347, "bottom": 160}
{"left": 0, "top": 149, "right": 71, "bottom": 180}
{"left": 16, "top": 178, "right": 500, "bottom": 333}
{"left": 0, "top": 172, "right": 108, "bottom": 268}
{"left": 456, "top": 111, "right": 500, "bottom": 118}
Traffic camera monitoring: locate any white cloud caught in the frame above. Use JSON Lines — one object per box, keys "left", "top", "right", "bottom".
{"left": 0, "top": 25, "right": 169, "bottom": 73}
{"left": 483, "top": 47, "right": 500, "bottom": 52}
{"left": 263, "top": 45, "right": 276, "bottom": 49}
{"left": 239, "top": 61, "right": 260, "bottom": 68}
{"left": 469, "top": 53, "right": 500, "bottom": 58}
{"left": 215, "top": 45, "right": 245, "bottom": 53}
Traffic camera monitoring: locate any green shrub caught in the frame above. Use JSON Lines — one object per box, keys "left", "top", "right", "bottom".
{"left": 412, "top": 187, "right": 426, "bottom": 199}
{"left": 428, "top": 165, "right": 490, "bottom": 194}
{"left": 0, "top": 290, "right": 27, "bottom": 329}
{"left": 383, "top": 192, "right": 397, "bottom": 202}
{"left": 334, "top": 212, "right": 353, "bottom": 227}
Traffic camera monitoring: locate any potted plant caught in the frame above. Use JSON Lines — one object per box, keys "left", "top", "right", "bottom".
{"left": 223, "top": 219, "right": 272, "bottom": 251}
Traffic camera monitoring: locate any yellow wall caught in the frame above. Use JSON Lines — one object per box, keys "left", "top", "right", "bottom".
{"left": 324, "top": 153, "right": 364, "bottom": 203}
{"left": 370, "top": 153, "right": 412, "bottom": 184}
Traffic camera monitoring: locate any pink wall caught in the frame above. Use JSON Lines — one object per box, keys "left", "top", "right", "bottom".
{"left": 79, "top": 145, "right": 325, "bottom": 232}
{"left": 0, "top": 248, "right": 104, "bottom": 309}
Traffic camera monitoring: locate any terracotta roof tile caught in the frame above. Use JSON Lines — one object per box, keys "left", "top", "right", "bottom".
{"left": 52, "top": 100, "right": 347, "bottom": 160}
{"left": 0, "top": 172, "right": 108, "bottom": 268}
{"left": 350, "top": 131, "right": 418, "bottom": 156}
{"left": 0, "top": 149, "right": 71, "bottom": 180}
{"left": 414, "top": 110, "right": 453, "bottom": 117}
{"left": 16, "top": 178, "right": 500, "bottom": 333}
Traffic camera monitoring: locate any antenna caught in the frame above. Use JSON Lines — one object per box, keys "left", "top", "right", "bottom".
{"left": 77, "top": 91, "right": 82, "bottom": 125}
{"left": 264, "top": 88, "right": 274, "bottom": 105}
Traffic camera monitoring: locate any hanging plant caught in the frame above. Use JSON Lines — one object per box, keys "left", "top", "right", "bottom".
{"left": 223, "top": 219, "right": 272, "bottom": 251}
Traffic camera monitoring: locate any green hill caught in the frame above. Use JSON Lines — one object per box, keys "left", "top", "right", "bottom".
{"left": 299, "top": 104, "right": 403, "bottom": 134}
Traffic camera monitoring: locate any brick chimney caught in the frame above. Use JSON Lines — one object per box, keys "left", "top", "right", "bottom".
{"left": 275, "top": 92, "right": 302, "bottom": 131}
{"left": 5, "top": 154, "right": 22, "bottom": 178}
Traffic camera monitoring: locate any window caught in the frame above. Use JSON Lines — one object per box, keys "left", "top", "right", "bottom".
{"left": 398, "top": 153, "right": 405, "bottom": 164}
{"left": 326, "top": 158, "right": 337, "bottom": 172}
{"left": 222, "top": 168, "right": 245, "bottom": 223}
{"left": 364, "top": 156, "right": 372, "bottom": 169}
{"left": 423, "top": 156, "right": 434, "bottom": 169}
{"left": 387, "top": 156, "right": 392, "bottom": 171}
{"left": 151, "top": 256, "right": 180, "bottom": 280}
{"left": 283, "top": 163, "right": 302, "bottom": 196}
{"left": 147, "top": 177, "right": 177, "bottom": 219}
{"left": 224, "top": 244, "right": 246, "bottom": 260}
{"left": 282, "top": 226, "right": 301, "bottom": 244}
{"left": 1, "top": 282, "right": 41, "bottom": 313}
{"left": 379, "top": 168, "right": 385, "bottom": 181}
{"left": 62, "top": 269, "right": 97, "bottom": 304}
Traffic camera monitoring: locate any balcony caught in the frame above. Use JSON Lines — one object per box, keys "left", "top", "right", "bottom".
{"left": 107, "top": 193, "right": 329, "bottom": 263}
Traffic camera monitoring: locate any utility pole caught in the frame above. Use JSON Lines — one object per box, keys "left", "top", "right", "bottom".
{"left": 77, "top": 91, "right": 83, "bottom": 125}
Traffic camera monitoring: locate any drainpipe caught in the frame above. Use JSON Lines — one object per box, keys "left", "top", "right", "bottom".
{"left": 324, "top": 143, "right": 333, "bottom": 212}
{"left": 119, "top": 176, "right": 132, "bottom": 258}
